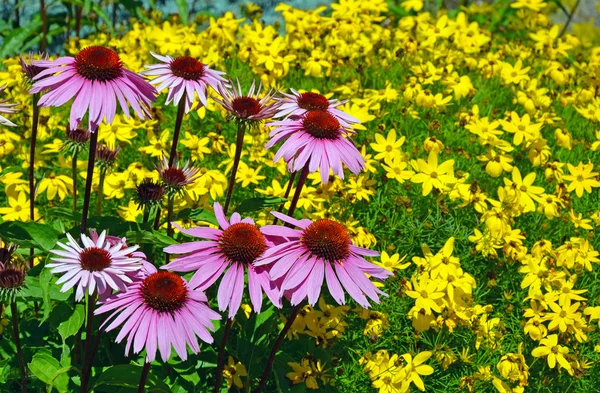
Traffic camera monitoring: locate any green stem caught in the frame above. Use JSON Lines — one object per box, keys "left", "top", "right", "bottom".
{"left": 254, "top": 304, "right": 302, "bottom": 393}
{"left": 81, "top": 130, "right": 98, "bottom": 234}
{"left": 11, "top": 301, "right": 27, "bottom": 393}
{"left": 213, "top": 318, "right": 234, "bottom": 393}
{"left": 285, "top": 163, "right": 310, "bottom": 221}
{"left": 138, "top": 362, "right": 151, "bottom": 393}
{"left": 272, "top": 171, "right": 296, "bottom": 225}
{"left": 223, "top": 122, "right": 246, "bottom": 215}
{"left": 79, "top": 293, "right": 97, "bottom": 393}
{"left": 559, "top": 0, "right": 581, "bottom": 37}
{"left": 168, "top": 99, "right": 186, "bottom": 167}
{"left": 96, "top": 168, "right": 106, "bottom": 216}
{"left": 72, "top": 151, "right": 78, "bottom": 213}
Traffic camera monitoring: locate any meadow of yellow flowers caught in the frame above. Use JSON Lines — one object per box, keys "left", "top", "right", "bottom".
{"left": 1, "top": 0, "right": 600, "bottom": 392}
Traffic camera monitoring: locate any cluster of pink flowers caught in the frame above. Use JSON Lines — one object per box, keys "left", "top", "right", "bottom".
{"left": 37, "top": 46, "right": 390, "bottom": 368}
{"left": 21, "top": 45, "right": 367, "bottom": 182}
{"left": 49, "top": 203, "right": 390, "bottom": 362}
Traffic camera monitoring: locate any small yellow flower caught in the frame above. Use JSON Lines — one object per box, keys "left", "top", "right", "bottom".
{"left": 531, "top": 334, "right": 571, "bottom": 373}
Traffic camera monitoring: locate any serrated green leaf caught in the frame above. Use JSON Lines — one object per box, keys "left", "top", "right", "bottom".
{"left": 91, "top": 364, "right": 171, "bottom": 392}
{"left": 176, "top": 208, "right": 218, "bottom": 225}
{"left": 57, "top": 304, "right": 85, "bottom": 341}
{"left": 236, "top": 196, "right": 287, "bottom": 214}
{"left": 0, "top": 221, "right": 59, "bottom": 251}
{"left": 28, "top": 350, "right": 70, "bottom": 393}
{"left": 40, "top": 268, "right": 53, "bottom": 322}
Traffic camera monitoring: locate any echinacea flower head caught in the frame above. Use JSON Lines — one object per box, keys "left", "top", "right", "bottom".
{"left": 47, "top": 230, "right": 143, "bottom": 301}
{"left": 135, "top": 178, "right": 165, "bottom": 209}
{"left": 163, "top": 202, "right": 281, "bottom": 318}
{"left": 256, "top": 213, "right": 392, "bottom": 308}
{"left": 19, "top": 52, "right": 49, "bottom": 83}
{"left": 95, "top": 262, "right": 221, "bottom": 362}
{"left": 156, "top": 155, "right": 201, "bottom": 195}
{"left": 266, "top": 110, "right": 365, "bottom": 184}
{"left": 96, "top": 143, "right": 120, "bottom": 171}
{"left": 29, "top": 46, "right": 156, "bottom": 130}
{"left": 142, "top": 52, "right": 227, "bottom": 113}
{"left": 0, "top": 85, "right": 17, "bottom": 127}
{"left": 274, "top": 89, "right": 360, "bottom": 128}
{"left": 0, "top": 241, "right": 27, "bottom": 302}
{"left": 215, "top": 79, "right": 280, "bottom": 127}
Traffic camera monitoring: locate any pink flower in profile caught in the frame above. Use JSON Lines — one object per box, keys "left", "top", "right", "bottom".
{"left": 163, "top": 202, "right": 280, "bottom": 319}
{"left": 274, "top": 90, "right": 359, "bottom": 128}
{"left": 141, "top": 52, "right": 227, "bottom": 113}
{"left": 215, "top": 80, "right": 280, "bottom": 126}
{"left": 0, "top": 85, "right": 17, "bottom": 127}
{"left": 256, "top": 213, "right": 391, "bottom": 308}
{"left": 29, "top": 46, "right": 156, "bottom": 130}
{"left": 47, "top": 230, "right": 142, "bottom": 301}
{"left": 95, "top": 262, "right": 220, "bottom": 362}
{"left": 266, "top": 110, "right": 365, "bottom": 184}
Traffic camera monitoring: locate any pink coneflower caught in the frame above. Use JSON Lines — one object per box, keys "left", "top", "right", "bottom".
{"left": 274, "top": 89, "right": 359, "bottom": 128}
{"left": 265, "top": 110, "right": 365, "bottom": 184}
{"left": 47, "top": 230, "right": 143, "bottom": 301}
{"left": 163, "top": 202, "right": 281, "bottom": 318}
{"left": 95, "top": 262, "right": 220, "bottom": 362}
{"left": 156, "top": 155, "right": 201, "bottom": 194}
{"left": 19, "top": 52, "right": 49, "bottom": 82}
{"left": 0, "top": 85, "right": 17, "bottom": 127}
{"left": 256, "top": 213, "right": 391, "bottom": 308}
{"left": 215, "top": 80, "right": 280, "bottom": 126}
{"left": 141, "top": 53, "right": 226, "bottom": 113}
{"left": 29, "top": 46, "right": 156, "bottom": 130}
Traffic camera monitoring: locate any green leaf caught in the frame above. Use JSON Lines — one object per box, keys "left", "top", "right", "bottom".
{"left": 0, "top": 21, "right": 43, "bottom": 57}
{"left": 57, "top": 304, "right": 85, "bottom": 341}
{"left": 40, "top": 268, "right": 53, "bottom": 322}
{"left": 28, "top": 350, "right": 70, "bottom": 393}
{"left": 92, "top": 364, "right": 171, "bottom": 392}
{"left": 175, "top": 0, "right": 188, "bottom": 25}
{"left": 0, "top": 221, "right": 59, "bottom": 251}
{"left": 124, "top": 230, "right": 176, "bottom": 247}
{"left": 47, "top": 208, "right": 82, "bottom": 222}
{"left": 175, "top": 208, "right": 218, "bottom": 225}
{"left": 236, "top": 196, "right": 287, "bottom": 214}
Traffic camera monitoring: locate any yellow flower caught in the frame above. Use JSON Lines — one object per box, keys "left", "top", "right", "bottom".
{"left": 376, "top": 251, "right": 410, "bottom": 272}
{"left": 545, "top": 299, "right": 580, "bottom": 333}
{"left": 406, "top": 275, "right": 445, "bottom": 315}
{"left": 410, "top": 151, "right": 456, "bottom": 196}
{"left": 401, "top": 0, "right": 424, "bottom": 11}
{"left": 562, "top": 161, "right": 600, "bottom": 198}
{"left": 531, "top": 334, "right": 572, "bottom": 373}
{"left": 139, "top": 129, "right": 171, "bottom": 158}
{"left": 554, "top": 128, "right": 572, "bottom": 150}
{"left": 236, "top": 163, "right": 265, "bottom": 187}
{"left": 347, "top": 176, "right": 375, "bottom": 201}
{"left": 223, "top": 356, "right": 247, "bottom": 389}
{"left": 568, "top": 210, "right": 593, "bottom": 230}
{"left": 499, "top": 112, "right": 542, "bottom": 146}
{"left": 370, "top": 129, "right": 405, "bottom": 161}
{"left": 98, "top": 115, "right": 138, "bottom": 147}
{"left": 181, "top": 132, "right": 212, "bottom": 160}
{"left": 511, "top": 0, "right": 546, "bottom": 11}
{"left": 503, "top": 167, "right": 544, "bottom": 213}
{"left": 501, "top": 59, "right": 530, "bottom": 85}
{"left": 381, "top": 156, "right": 414, "bottom": 183}
{"left": 37, "top": 174, "right": 73, "bottom": 201}
{"left": 423, "top": 136, "right": 444, "bottom": 154}
{"left": 397, "top": 351, "right": 434, "bottom": 392}
{"left": 0, "top": 192, "right": 35, "bottom": 221}
{"left": 118, "top": 200, "right": 143, "bottom": 222}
